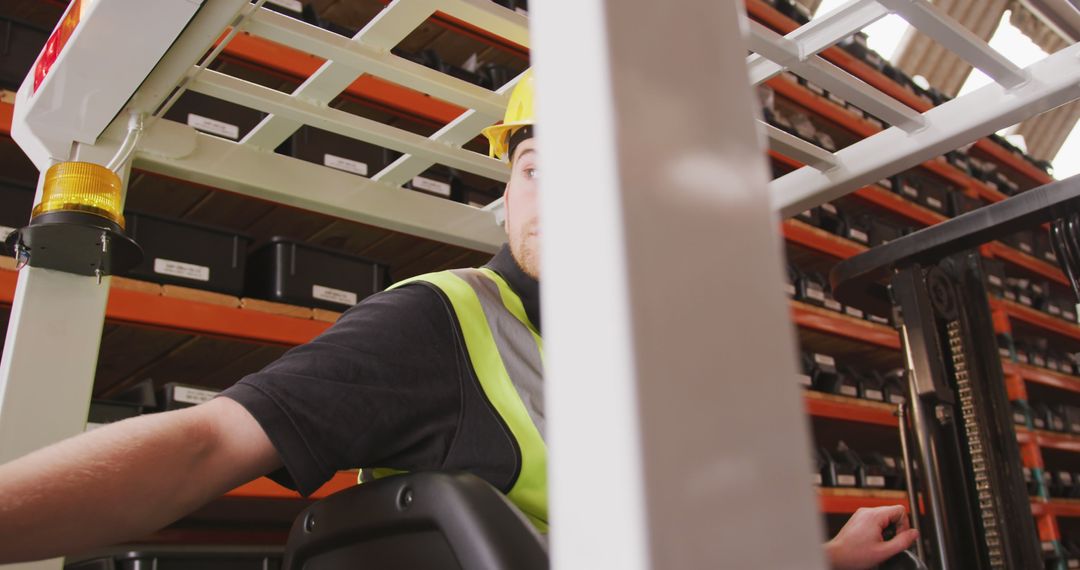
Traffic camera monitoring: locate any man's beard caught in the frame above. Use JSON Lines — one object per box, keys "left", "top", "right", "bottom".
{"left": 510, "top": 226, "right": 540, "bottom": 279}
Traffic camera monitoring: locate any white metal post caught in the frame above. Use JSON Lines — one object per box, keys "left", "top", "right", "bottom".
{"left": 534, "top": 1, "right": 826, "bottom": 568}
{"left": 0, "top": 145, "right": 127, "bottom": 570}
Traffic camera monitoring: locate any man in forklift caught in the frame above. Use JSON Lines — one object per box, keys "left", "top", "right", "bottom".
{"left": 0, "top": 71, "right": 918, "bottom": 569}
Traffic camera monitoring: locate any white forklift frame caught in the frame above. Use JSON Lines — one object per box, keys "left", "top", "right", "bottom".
{"left": 1, "top": 0, "right": 1078, "bottom": 569}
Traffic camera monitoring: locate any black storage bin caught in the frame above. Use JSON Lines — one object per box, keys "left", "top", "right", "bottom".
{"left": 246, "top": 237, "right": 390, "bottom": 311}
{"left": 0, "top": 181, "right": 35, "bottom": 255}
{"left": 1035, "top": 230, "right": 1059, "bottom": 265}
{"left": 163, "top": 91, "right": 266, "bottom": 142}
{"left": 816, "top": 202, "right": 844, "bottom": 236}
{"left": 407, "top": 165, "right": 456, "bottom": 200}
{"left": 797, "top": 271, "right": 829, "bottom": 307}
{"left": 122, "top": 212, "right": 252, "bottom": 296}
{"left": 858, "top": 371, "right": 887, "bottom": 402}
{"left": 1006, "top": 229, "right": 1037, "bottom": 256}
{"left": 882, "top": 370, "right": 906, "bottom": 405}
{"left": 842, "top": 213, "right": 870, "bottom": 246}
{"left": 289, "top": 126, "right": 388, "bottom": 178}
{"left": 66, "top": 547, "right": 282, "bottom": 570}
{"left": 0, "top": 17, "right": 50, "bottom": 91}
{"left": 947, "top": 191, "right": 984, "bottom": 217}
{"left": 87, "top": 400, "right": 144, "bottom": 427}
{"left": 821, "top": 444, "right": 859, "bottom": 488}
{"left": 868, "top": 218, "right": 903, "bottom": 247}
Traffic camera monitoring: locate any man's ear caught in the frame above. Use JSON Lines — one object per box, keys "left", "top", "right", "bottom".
{"left": 502, "top": 182, "right": 512, "bottom": 235}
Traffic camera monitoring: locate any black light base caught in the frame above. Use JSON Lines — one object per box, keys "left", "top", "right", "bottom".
{"left": 10, "top": 211, "right": 142, "bottom": 277}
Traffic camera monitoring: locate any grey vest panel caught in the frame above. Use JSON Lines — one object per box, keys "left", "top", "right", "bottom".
{"left": 452, "top": 269, "right": 546, "bottom": 440}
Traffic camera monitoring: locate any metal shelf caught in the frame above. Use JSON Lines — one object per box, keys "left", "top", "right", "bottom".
{"left": 1030, "top": 430, "right": 1080, "bottom": 454}
{"left": 783, "top": 219, "right": 868, "bottom": 259}
{"left": 803, "top": 390, "right": 898, "bottom": 426}
{"left": 991, "top": 298, "right": 1080, "bottom": 343}
{"left": 1003, "top": 361, "right": 1080, "bottom": 394}
{"left": 791, "top": 300, "right": 900, "bottom": 350}
{"left": 0, "top": 268, "right": 330, "bottom": 346}
{"left": 982, "top": 241, "right": 1068, "bottom": 286}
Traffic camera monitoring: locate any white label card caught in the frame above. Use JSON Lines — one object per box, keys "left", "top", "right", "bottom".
{"left": 902, "top": 185, "right": 918, "bottom": 198}
{"left": 806, "top": 287, "right": 826, "bottom": 302}
{"left": 821, "top": 202, "right": 838, "bottom": 214}
{"left": 173, "top": 386, "right": 219, "bottom": 405}
{"left": 1020, "top": 243, "right": 1033, "bottom": 253}
{"left": 884, "top": 457, "right": 896, "bottom": 468}
{"left": 814, "top": 474, "right": 822, "bottom": 485}
{"left": 840, "top": 385, "right": 858, "bottom": 397}
{"left": 312, "top": 284, "right": 358, "bottom": 307}
{"left": 798, "top": 374, "right": 812, "bottom": 387}
{"left": 187, "top": 113, "right": 239, "bottom": 140}
{"left": 864, "top": 389, "right": 884, "bottom": 401}
{"left": 845, "top": 306, "right": 865, "bottom": 319}
{"left": 865, "top": 475, "right": 885, "bottom": 488}
{"left": 1014, "top": 413, "right": 1027, "bottom": 424}
{"left": 836, "top": 474, "right": 856, "bottom": 486}
{"left": 324, "top": 154, "right": 369, "bottom": 176}
{"left": 1019, "top": 294, "right": 1033, "bottom": 306}
{"left": 889, "top": 394, "right": 906, "bottom": 404}
{"left": 412, "top": 176, "right": 451, "bottom": 196}
{"left": 988, "top": 275, "right": 1003, "bottom": 287}
{"left": 813, "top": 353, "right": 835, "bottom": 367}
{"left": 848, "top": 229, "right": 869, "bottom": 243}
{"left": 880, "top": 178, "right": 893, "bottom": 189}
{"left": 824, "top": 299, "right": 842, "bottom": 312}
{"left": 266, "top": 0, "right": 303, "bottom": 12}
{"left": 1049, "top": 305, "right": 1062, "bottom": 315}
{"left": 784, "top": 283, "right": 796, "bottom": 296}
{"left": 999, "top": 348, "right": 1011, "bottom": 358}
{"left": 154, "top": 258, "right": 210, "bottom": 282}
{"left": 926, "top": 196, "right": 942, "bottom": 209}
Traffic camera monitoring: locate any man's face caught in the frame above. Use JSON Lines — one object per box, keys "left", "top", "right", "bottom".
{"left": 504, "top": 137, "right": 540, "bottom": 279}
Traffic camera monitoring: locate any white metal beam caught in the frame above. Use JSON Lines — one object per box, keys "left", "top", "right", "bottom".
{"left": 436, "top": 0, "right": 530, "bottom": 48}
{"left": 131, "top": 119, "right": 504, "bottom": 253}
{"left": 241, "top": 0, "right": 439, "bottom": 151}
{"left": 189, "top": 70, "right": 508, "bottom": 181}
{"left": 782, "top": 0, "right": 891, "bottom": 56}
{"left": 535, "top": 0, "right": 825, "bottom": 568}
{"left": 770, "top": 41, "right": 1080, "bottom": 217}
{"left": 747, "top": 22, "right": 926, "bottom": 131}
{"left": 764, "top": 122, "right": 840, "bottom": 170}
{"left": 374, "top": 74, "right": 521, "bottom": 187}
{"left": 881, "top": 0, "right": 1029, "bottom": 89}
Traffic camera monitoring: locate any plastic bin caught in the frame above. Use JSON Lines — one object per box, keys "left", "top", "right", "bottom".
{"left": 288, "top": 126, "right": 388, "bottom": 178}
{"left": 66, "top": 547, "right": 282, "bottom": 570}
{"left": 122, "top": 212, "right": 252, "bottom": 296}
{"left": 163, "top": 91, "right": 266, "bottom": 142}
{"left": 246, "top": 237, "right": 390, "bottom": 311}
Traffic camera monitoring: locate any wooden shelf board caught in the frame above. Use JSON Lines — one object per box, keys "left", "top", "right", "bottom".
{"left": 791, "top": 300, "right": 900, "bottom": 350}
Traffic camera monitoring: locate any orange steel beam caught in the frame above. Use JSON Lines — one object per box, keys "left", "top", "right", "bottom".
{"left": 225, "top": 470, "right": 356, "bottom": 499}
{"left": 991, "top": 299, "right": 1080, "bottom": 342}
{"left": 804, "top": 392, "right": 899, "bottom": 426}
{"left": 982, "top": 242, "right": 1068, "bottom": 286}
{"left": 105, "top": 286, "right": 330, "bottom": 346}
{"left": 783, "top": 219, "right": 868, "bottom": 260}
{"left": 0, "top": 102, "right": 12, "bottom": 137}
{"left": 1004, "top": 361, "right": 1080, "bottom": 394}
{"left": 818, "top": 489, "right": 909, "bottom": 514}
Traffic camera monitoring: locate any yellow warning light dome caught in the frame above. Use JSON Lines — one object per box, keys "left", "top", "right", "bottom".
{"left": 32, "top": 162, "right": 126, "bottom": 228}
{"left": 481, "top": 69, "right": 535, "bottom": 161}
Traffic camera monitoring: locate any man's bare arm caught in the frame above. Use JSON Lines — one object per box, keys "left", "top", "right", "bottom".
{"left": 0, "top": 397, "right": 281, "bottom": 564}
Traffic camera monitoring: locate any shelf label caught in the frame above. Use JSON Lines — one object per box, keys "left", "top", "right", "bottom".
{"left": 187, "top": 113, "right": 239, "bottom": 140}
{"left": 154, "top": 258, "right": 210, "bottom": 282}
{"left": 1049, "top": 304, "right": 1062, "bottom": 316}
{"left": 901, "top": 184, "right": 918, "bottom": 198}
{"left": 864, "top": 475, "right": 885, "bottom": 488}
{"left": 1044, "top": 252, "right": 1058, "bottom": 263}
{"left": 987, "top": 275, "right": 1003, "bottom": 287}
{"left": 925, "top": 196, "right": 942, "bottom": 210}
{"left": 313, "top": 284, "right": 358, "bottom": 307}
{"left": 1043, "top": 542, "right": 1055, "bottom": 552}
{"left": 879, "top": 178, "right": 893, "bottom": 190}
{"left": 1033, "top": 355, "right": 1046, "bottom": 367}
{"left": 172, "top": 385, "right": 219, "bottom": 405}
{"left": 844, "top": 306, "right": 864, "bottom": 319}
{"left": 868, "top": 314, "right": 889, "bottom": 325}
{"left": 266, "top": 0, "right": 303, "bottom": 12}
{"left": 0, "top": 225, "right": 14, "bottom": 242}
{"left": 889, "top": 394, "right": 905, "bottom": 405}
{"left": 324, "top": 153, "right": 369, "bottom": 176}
{"left": 821, "top": 202, "right": 838, "bottom": 214}
{"left": 839, "top": 385, "right": 858, "bottom": 397}
{"left": 798, "top": 374, "right": 812, "bottom": 387}
{"left": 1068, "top": 560, "right": 1078, "bottom": 569}
{"left": 1017, "top": 353, "right": 1029, "bottom": 364}
{"left": 1034, "top": 418, "right": 1046, "bottom": 429}
{"left": 813, "top": 473, "right": 822, "bottom": 485}
{"left": 1062, "top": 472, "right": 1073, "bottom": 484}
{"left": 1014, "top": 412, "right": 1027, "bottom": 424}
{"left": 827, "top": 93, "right": 846, "bottom": 106}
{"left": 883, "top": 457, "right": 896, "bottom": 468}
{"left": 412, "top": 176, "right": 451, "bottom": 197}
{"left": 998, "top": 347, "right": 1011, "bottom": 358}
{"left": 824, "top": 299, "right": 842, "bottom": 312}
{"left": 1019, "top": 243, "right": 1034, "bottom": 254}
{"left": 847, "top": 228, "right": 869, "bottom": 244}
{"left": 1072, "top": 423, "right": 1080, "bottom": 433}
{"left": 1003, "top": 290, "right": 1017, "bottom": 301}
{"left": 784, "top": 283, "right": 796, "bottom": 296}
{"left": 1018, "top": 294, "right": 1033, "bottom": 306}
{"left": 864, "top": 389, "right": 884, "bottom": 401}
{"left": 805, "top": 286, "right": 826, "bottom": 302}
{"left": 836, "top": 474, "right": 856, "bottom": 487}
{"left": 813, "top": 353, "right": 835, "bottom": 367}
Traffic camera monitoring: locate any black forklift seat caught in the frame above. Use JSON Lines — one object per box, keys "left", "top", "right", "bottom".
{"left": 281, "top": 472, "right": 548, "bottom": 570}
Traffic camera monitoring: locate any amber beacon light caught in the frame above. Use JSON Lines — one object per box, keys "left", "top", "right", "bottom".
{"left": 6, "top": 161, "right": 142, "bottom": 280}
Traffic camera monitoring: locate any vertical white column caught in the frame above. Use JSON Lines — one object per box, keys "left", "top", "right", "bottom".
{"left": 0, "top": 145, "right": 124, "bottom": 570}
{"left": 534, "top": 1, "right": 827, "bottom": 568}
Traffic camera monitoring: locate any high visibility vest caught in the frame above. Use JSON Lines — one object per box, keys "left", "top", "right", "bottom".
{"left": 362, "top": 267, "right": 548, "bottom": 530}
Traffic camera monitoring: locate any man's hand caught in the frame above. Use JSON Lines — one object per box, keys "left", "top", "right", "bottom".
{"left": 824, "top": 505, "right": 919, "bottom": 570}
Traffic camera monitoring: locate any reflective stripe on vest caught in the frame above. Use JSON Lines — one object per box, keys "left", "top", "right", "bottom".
{"left": 365, "top": 268, "right": 548, "bottom": 530}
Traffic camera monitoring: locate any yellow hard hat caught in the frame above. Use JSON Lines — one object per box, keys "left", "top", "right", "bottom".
{"left": 481, "top": 69, "right": 534, "bottom": 161}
